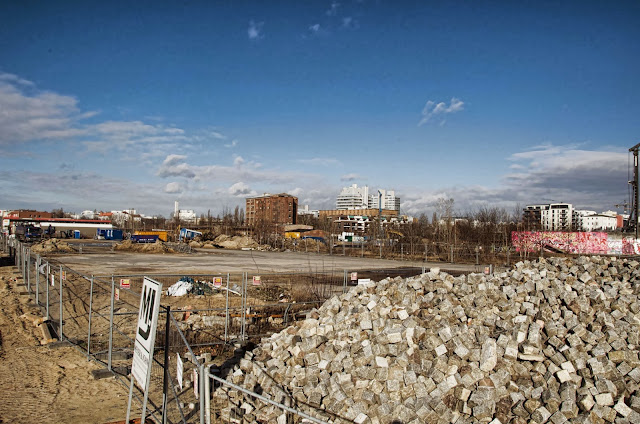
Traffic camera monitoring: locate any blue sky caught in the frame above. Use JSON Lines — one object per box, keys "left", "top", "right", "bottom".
{"left": 1, "top": 1, "right": 639, "bottom": 218}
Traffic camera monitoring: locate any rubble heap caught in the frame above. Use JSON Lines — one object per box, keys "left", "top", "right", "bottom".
{"left": 213, "top": 256, "right": 640, "bottom": 424}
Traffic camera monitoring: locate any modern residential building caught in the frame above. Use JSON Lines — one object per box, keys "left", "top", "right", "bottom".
{"left": 336, "top": 184, "right": 369, "bottom": 210}
{"left": 369, "top": 189, "right": 401, "bottom": 212}
{"left": 319, "top": 208, "right": 408, "bottom": 236}
{"left": 336, "top": 184, "right": 401, "bottom": 212}
{"left": 577, "top": 210, "right": 618, "bottom": 231}
{"left": 298, "top": 204, "right": 320, "bottom": 218}
{"left": 245, "top": 193, "right": 298, "bottom": 230}
{"left": 525, "top": 203, "right": 620, "bottom": 231}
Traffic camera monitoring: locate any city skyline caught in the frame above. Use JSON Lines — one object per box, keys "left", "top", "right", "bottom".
{"left": 1, "top": 1, "right": 638, "bottom": 217}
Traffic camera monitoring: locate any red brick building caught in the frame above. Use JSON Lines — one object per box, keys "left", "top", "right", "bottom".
{"left": 245, "top": 193, "right": 298, "bottom": 231}
{"left": 6, "top": 209, "right": 53, "bottom": 219}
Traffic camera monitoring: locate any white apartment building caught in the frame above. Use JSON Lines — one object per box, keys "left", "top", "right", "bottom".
{"left": 336, "top": 184, "right": 401, "bottom": 212}
{"left": 525, "top": 203, "right": 620, "bottom": 231}
{"left": 298, "top": 204, "right": 319, "bottom": 218}
{"left": 336, "top": 184, "right": 369, "bottom": 210}
{"left": 578, "top": 210, "right": 617, "bottom": 231}
{"left": 369, "top": 189, "right": 401, "bottom": 212}
{"left": 540, "top": 203, "right": 574, "bottom": 231}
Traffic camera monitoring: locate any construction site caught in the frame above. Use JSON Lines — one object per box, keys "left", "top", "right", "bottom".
{"left": 1, "top": 222, "right": 640, "bottom": 424}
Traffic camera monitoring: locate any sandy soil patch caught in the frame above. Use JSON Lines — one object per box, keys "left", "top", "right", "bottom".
{"left": 0, "top": 254, "right": 134, "bottom": 423}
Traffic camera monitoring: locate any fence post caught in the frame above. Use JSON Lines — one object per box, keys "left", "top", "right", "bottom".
{"left": 35, "top": 255, "right": 40, "bottom": 306}
{"left": 342, "top": 270, "right": 347, "bottom": 294}
{"left": 26, "top": 249, "right": 30, "bottom": 292}
{"left": 224, "top": 273, "right": 230, "bottom": 342}
{"left": 59, "top": 265, "right": 64, "bottom": 342}
{"left": 46, "top": 261, "right": 50, "bottom": 320}
{"left": 87, "top": 275, "right": 94, "bottom": 360}
{"left": 108, "top": 275, "right": 115, "bottom": 371}
{"left": 199, "top": 362, "right": 206, "bottom": 424}
{"left": 162, "top": 306, "right": 171, "bottom": 424}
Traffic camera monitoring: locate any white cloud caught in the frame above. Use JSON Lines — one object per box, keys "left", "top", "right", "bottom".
{"left": 162, "top": 154, "right": 188, "bottom": 167}
{"left": 0, "top": 72, "right": 190, "bottom": 153}
{"left": 164, "top": 182, "right": 183, "bottom": 193}
{"left": 418, "top": 97, "right": 465, "bottom": 126}
{"left": 342, "top": 17, "right": 358, "bottom": 29}
{"left": 211, "top": 131, "right": 226, "bottom": 139}
{"left": 248, "top": 20, "right": 264, "bottom": 40}
{"left": 340, "top": 173, "right": 362, "bottom": 182}
{"left": 224, "top": 139, "right": 238, "bottom": 148}
{"left": 0, "top": 74, "right": 88, "bottom": 144}
{"left": 233, "top": 156, "right": 245, "bottom": 166}
{"left": 288, "top": 187, "right": 304, "bottom": 196}
{"left": 228, "top": 182, "right": 255, "bottom": 197}
{"left": 326, "top": 2, "right": 339, "bottom": 16}
{"left": 309, "top": 23, "right": 321, "bottom": 33}
{"left": 297, "top": 157, "right": 341, "bottom": 166}
{"left": 0, "top": 72, "right": 34, "bottom": 87}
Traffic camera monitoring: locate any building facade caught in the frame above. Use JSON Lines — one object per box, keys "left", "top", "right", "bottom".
{"left": 369, "top": 189, "right": 401, "bottom": 212}
{"left": 336, "top": 184, "right": 401, "bottom": 212}
{"left": 336, "top": 184, "right": 370, "bottom": 210}
{"left": 525, "top": 203, "right": 620, "bottom": 232}
{"left": 245, "top": 193, "right": 298, "bottom": 230}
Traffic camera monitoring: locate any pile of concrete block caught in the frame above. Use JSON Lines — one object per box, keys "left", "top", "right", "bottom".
{"left": 212, "top": 256, "right": 640, "bottom": 423}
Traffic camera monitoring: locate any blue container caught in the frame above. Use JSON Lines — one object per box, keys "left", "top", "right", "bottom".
{"left": 74, "top": 230, "right": 81, "bottom": 239}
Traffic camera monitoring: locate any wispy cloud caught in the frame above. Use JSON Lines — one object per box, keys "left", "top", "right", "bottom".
{"left": 297, "top": 157, "right": 341, "bottom": 166}
{"left": 248, "top": 20, "right": 264, "bottom": 40}
{"left": 309, "top": 23, "right": 321, "bottom": 34}
{"left": 418, "top": 97, "right": 465, "bottom": 126}
{"left": 340, "top": 173, "right": 362, "bottom": 182}
{"left": 211, "top": 131, "right": 226, "bottom": 140}
{"left": 224, "top": 139, "right": 238, "bottom": 148}
{"left": 342, "top": 16, "right": 358, "bottom": 29}
{"left": 0, "top": 72, "right": 190, "bottom": 156}
{"left": 400, "top": 144, "right": 628, "bottom": 216}
{"left": 0, "top": 72, "right": 88, "bottom": 144}
{"left": 326, "top": 2, "right": 340, "bottom": 16}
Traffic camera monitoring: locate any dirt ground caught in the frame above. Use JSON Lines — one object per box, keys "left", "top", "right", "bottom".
{"left": 0, "top": 253, "right": 134, "bottom": 424}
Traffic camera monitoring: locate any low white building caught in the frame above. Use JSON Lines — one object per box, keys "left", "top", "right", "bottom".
{"left": 579, "top": 212, "right": 617, "bottom": 231}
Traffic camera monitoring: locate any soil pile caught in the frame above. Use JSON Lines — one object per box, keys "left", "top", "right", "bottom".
{"left": 213, "top": 235, "right": 260, "bottom": 250}
{"left": 29, "top": 238, "right": 74, "bottom": 254}
{"left": 214, "top": 256, "right": 640, "bottom": 423}
{"left": 114, "top": 239, "right": 175, "bottom": 254}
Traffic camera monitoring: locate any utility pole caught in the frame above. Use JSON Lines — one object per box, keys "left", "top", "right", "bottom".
{"left": 627, "top": 143, "right": 640, "bottom": 239}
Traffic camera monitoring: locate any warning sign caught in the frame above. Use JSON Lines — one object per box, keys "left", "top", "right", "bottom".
{"left": 120, "top": 279, "right": 130, "bottom": 289}
{"left": 131, "top": 277, "right": 163, "bottom": 390}
{"left": 213, "top": 277, "right": 222, "bottom": 287}
{"left": 115, "top": 288, "right": 120, "bottom": 301}
{"left": 351, "top": 272, "right": 358, "bottom": 281}
{"left": 61, "top": 270, "right": 66, "bottom": 280}
{"left": 252, "top": 276, "right": 261, "bottom": 286}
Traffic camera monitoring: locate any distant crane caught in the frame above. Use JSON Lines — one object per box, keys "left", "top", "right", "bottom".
{"left": 615, "top": 201, "right": 630, "bottom": 214}
{"left": 626, "top": 142, "right": 640, "bottom": 239}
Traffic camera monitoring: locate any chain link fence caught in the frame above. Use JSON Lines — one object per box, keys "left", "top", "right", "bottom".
{"left": 1, "top": 234, "right": 436, "bottom": 423}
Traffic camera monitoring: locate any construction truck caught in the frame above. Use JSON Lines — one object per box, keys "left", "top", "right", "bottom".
{"left": 14, "top": 224, "right": 43, "bottom": 242}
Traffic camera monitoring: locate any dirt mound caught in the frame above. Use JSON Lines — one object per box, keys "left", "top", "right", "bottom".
{"left": 113, "top": 240, "right": 175, "bottom": 254}
{"left": 213, "top": 235, "right": 259, "bottom": 250}
{"left": 29, "top": 238, "right": 75, "bottom": 254}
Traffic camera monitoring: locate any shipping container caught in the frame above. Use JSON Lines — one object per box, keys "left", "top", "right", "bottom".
{"left": 134, "top": 230, "right": 168, "bottom": 242}
{"left": 130, "top": 234, "right": 159, "bottom": 243}
{"left": 96, "top": 228, "right": 124, "bottom": 240}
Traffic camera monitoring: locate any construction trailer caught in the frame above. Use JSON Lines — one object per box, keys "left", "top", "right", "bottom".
{"left": 179, "top": 228, "right": 202, "bottom": 242}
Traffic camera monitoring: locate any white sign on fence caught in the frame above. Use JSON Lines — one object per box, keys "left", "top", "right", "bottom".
{"left": 131, "top": 277, "right": 163, "bottom": 390}
{"left": 177, "top": 353, "right": 183, "bottom": 391}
